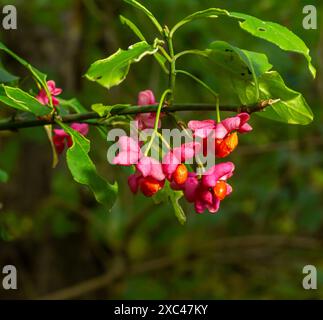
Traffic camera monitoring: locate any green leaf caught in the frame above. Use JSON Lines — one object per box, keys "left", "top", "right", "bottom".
{"left": 170, "top": 8, "right": 229, "bottom": 37}
{"left": 170, "top": 9, "right": 315, "bottom": 77}
{"left": 0, "top": 42, "right": 55, "bottom": 107}
{"left": 91, "top": 104, "right": 112, "bottom": 117}
{"left": 123, "top": 0, "right": 163, "bottom": 34}
{"left": 237, "top": 71, "right": 313, "bottom": 125}
{"left": 120, "top": 15, "right": 145, "bottom": 41}
{"left": 0, "top": 86, "right": 51, "bottom": 116}
{"left": 59, "top": 98, "right": 88, "bottom": 114}
{"left": 151, "top": 186, "right": 168, "bottom": 205}
{"left": 169, "top": 191, "right": 186, "bottom": 225}
{"left": 206, "top": 41, "right": 272, "bottom": 101}
{"left": 208, "top": 41, "right": 272, "bottom": 78}
{"left": 165, "top": 183, "right": 186, "bottom": 225}
{"left": 0, "top": 63, "right": 19, "bottom": 83}
{"left": 229, "top": 12, "right": 316, "bottom": 78}
{"left": 0, "top": 42, "right": 48, "bottom": 86}
{"left": 119, "top": 15, "right": 168, "bottom": 73}
{"left": 151, "top": 183, "right": 187, "bottom": 224}
{"left": 0, "top": 95, "right": 28, "bottom": 112}
{"left": 85, "top": 41, "right": 158, "bottom": 89}
{"left": 0, "top": 169, "right": 9, "bottom": 183}
{"left": 44, "top": 125, "right": 59, "bottom": 168}
{"left": 91, "top": 103, "right": 130, "bottom": 117}
{"left": 257, "top": 72, "right": 313, "bottom": 125}
{"left": 57, "top": 121, "right": 118, "bottom": 210}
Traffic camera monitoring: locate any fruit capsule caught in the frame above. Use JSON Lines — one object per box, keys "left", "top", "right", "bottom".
{"left": 215, "top": 132, "right": 238, "bottom": 158}
{"left": 140, "top": 177, "right": 164, "bottom": 197}
{"left": 213, "top": 180, "right": 228, "bottom": 201}
{"left": 173, "top": 164, "right": 188, "bottom": 185}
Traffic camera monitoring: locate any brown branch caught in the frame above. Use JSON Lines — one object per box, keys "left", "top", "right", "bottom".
{"left": 0, "top": 100, "right": 275, "bottom": 132}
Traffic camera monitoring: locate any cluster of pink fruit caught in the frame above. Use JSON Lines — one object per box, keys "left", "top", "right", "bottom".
{"left": 113, "top": 90, "right": 253, "bottom": 214}
{"left": 36, "top": 83, "right": 253, "bottom": 214}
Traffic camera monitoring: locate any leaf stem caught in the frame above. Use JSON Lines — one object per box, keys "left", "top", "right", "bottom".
{"left": 216, "top": 96, "right": 221, "bottom": 123}
{"left": 176, "top": 69, "right": 221, "bottom": 121}
{"left": 174, "top": 49, "right": 208, "bottom": 61}
{"left": 176, "top": 70, "right": 218, "bottom": 99}
{"left": 158, "top": 46, "right": 172, "bottom": 63}
{"left": 157, "top": 131, "right": 171, "bottom": 149}
{"left": 144, "top": 89, "right": 171, "bottom": 157}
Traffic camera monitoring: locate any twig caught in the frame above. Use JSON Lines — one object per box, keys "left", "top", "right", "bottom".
{"left": 0, "top": 101, "right": 273, "bottom": 131}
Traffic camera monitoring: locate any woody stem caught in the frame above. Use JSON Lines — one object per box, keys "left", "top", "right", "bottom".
{"left": 0, "top": 101, "right": 275, "bottom": 132}
{"left": 165, "top": 28, "right": 176, "bottom": 105}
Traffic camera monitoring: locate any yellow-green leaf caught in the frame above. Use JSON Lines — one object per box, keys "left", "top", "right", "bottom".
{"left": 58, "top": 122, "right": 118, "bottom": 210}
{"left": 85, "top": 41, "right": 158, "bottom": 89}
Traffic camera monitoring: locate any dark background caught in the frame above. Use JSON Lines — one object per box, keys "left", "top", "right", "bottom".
{"left": 0, "top": 0, "right": 322, "bottom": 299}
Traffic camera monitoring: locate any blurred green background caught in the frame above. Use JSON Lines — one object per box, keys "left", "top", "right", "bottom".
{"left": 0, "top": 0, "right": 322, "bottom": 299}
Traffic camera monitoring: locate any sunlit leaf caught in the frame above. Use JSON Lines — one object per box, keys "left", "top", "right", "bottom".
{"left": 206, "top": 41, "right": 272, "bottom": 101}
{"left": 171, "top": 8, "right": 229, "bottom": 36}
{"left": 59, "top": 98, "right": 88, "bottom": 114}
{"left": 236, "top": 71, "right": 313, "bottom": 125}
{"left": 119, "top": 15, "right": 168, "bottom": 73}
{"left": 120, "top": 15, "right": 146, "bottom": 41}
{"left": 170, "top": 9, "right": 315, "bottom": 77}
{"left": 165, "top": 183, "right": 186, "bottom": 225}
{"left": 85, "top": 41, "right": 158, "bottom": 89}
{"left": 92, "top": 103, "right": 130, "bottom": 117}
{"left": 0, "top": 86, "right": 51, "bottom": 116}
{"left": 58, "top": 121, "right": 118, "bottom": 210}
{"left": 208, "top": 41, "right": 272, "bottom": 78}
{"left": 123, "top": 0, "right": 163, "bottom": 34}
{"left": 229, "top": 12, "right": 316, "bottom": 78}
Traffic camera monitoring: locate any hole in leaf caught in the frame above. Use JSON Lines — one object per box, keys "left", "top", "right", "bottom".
{"left": 225, "top": 49, "right": 233, "bottom": 52}
{"left": 241, "top": 72, "right": 245, "bottom": 76}
{"left": 95, "top": 76, "right": 102, "bottom": 80}
{"left": 258, "top": 27, "right": 266, "bottom": 32}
